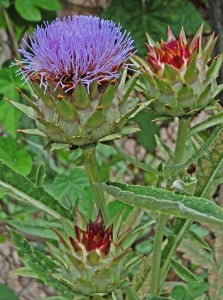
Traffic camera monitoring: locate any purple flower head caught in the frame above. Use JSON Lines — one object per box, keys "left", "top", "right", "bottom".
{"left": 18, "top": 15, "right": 135, "bottom": 93}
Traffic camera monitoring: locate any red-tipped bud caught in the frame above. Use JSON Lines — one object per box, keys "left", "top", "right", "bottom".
{"left": 146, "top": 26, "right": 198, "bottom": 71}
{"left": 70, "top": 211, "right": 112, "bottom": 255}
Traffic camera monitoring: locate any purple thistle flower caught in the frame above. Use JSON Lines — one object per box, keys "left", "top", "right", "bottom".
{"left": 18, "top": 15, "right": 135, "bottom": 93}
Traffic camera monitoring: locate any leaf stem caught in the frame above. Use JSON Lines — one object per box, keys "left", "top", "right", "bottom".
{"left": 160, "top": 116, "right": 191, "bottom": 283}
{"left": 150, "top": 213, "right": 168, "bottom": 296}
{"left": 83, "top": 145, "right": 109, "bottom": 224}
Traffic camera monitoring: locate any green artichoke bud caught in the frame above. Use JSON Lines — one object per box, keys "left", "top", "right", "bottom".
{"left": 12, "top": 74, "right": 140, "bottom": 146}
{"left": 135, "top": 25, "right": 223, "bottom": 116}
{"left": 48, "top": 211, "right": 141, "bottom": 298}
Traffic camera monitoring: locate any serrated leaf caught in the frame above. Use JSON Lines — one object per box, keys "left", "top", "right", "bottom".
{"left": 0, "top": 161, "right": 72, "bottom": 220}
{"left": 100, "top": 182, "right": 223, "bottom": 225}
{"left": 11, "top": 230, "right": 66, "bottom": 292}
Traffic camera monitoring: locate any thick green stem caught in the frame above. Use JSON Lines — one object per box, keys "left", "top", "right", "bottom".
{"left": 173, "top": 117, "right": 190, "bottom": 164}
{"left": 150, "top": 214, "right": 168, "bottom": 296}
{"left": 160, "top": 116, "right": 191, "bottom": 283}
{"left": 83, "top": 145, "right": 109, "bottom": 224}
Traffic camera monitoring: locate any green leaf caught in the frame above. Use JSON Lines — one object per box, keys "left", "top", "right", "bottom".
{"left": 187, "top": 230, "right": 210, "bottom": 250}
{"left": 45, "top": 168, "right": 91, "bottom": 211}
{"left": 171, "top": 282, "right": 209, "bottom": 300}
{"left": 102, "top": 0, "right": 209, "bottom": 56}
{"left": 0, "top": 283, "right": 19, "bottom": 300}
{"left": 171, "top": 258, "right": 199, "bottom": 282}
{"left": 15, "top": 0, "right": 41, "bottom": 21}
{"left": 189, "top": 112, "right": 223, "bottom": 136}
{"left": 11, "top": 230, "right": 66, "bottom": 292}
{"left": 0, "top": 136, "right": 32, "bottom": 175}
{"left": 31, "top": 0, "right": 61, "bottom": 11}
{"left": 7, "top": 99, "right": 38, "bottom": 119}
{"left": 0, "top": 67, "right": 22, "bottom": 136}
{"left": 100, "top": 182, "right": 223, "bottom": 225}
{"left": 168, "top": 126, "right": 223, "bottom": 174}
{"left": 0, "top": 0, "right": 10, "bottom": 8}
{"left": 147, "top": 297, "right": 171, "bottom": 300}
{"left": 35, "top": 163, "right": 45, "bottom": 186}
{"left": 134, "top": 110, "right": 160, "bottom": 152}
{"left": 8, "top": 218, "right": 58, "bottom": 240}
{"left": 0, "top": 161, "right": 72, "bottom": 220}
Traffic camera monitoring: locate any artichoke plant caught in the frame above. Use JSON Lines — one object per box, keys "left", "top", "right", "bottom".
{"left": 47, "top": 211, "right": 141, "bottom": 299}
{"left": 135, "top": 25, "right": 223, "bottom": 116}
{"left": 12, "top": 16, "right": 142, "bottom": 146}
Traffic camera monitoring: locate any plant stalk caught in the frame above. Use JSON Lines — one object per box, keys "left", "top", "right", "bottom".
{"left": 160, "top": 116, "right": 191, "bottom": 283}
{"left": 83, "top": 145, "right": 109, "bottom": 223}
{"left": 173, "top": 117, "right": 190, "bottom": 164}
{"left": 150, "top": 213, "right": 168, "bottom": 296}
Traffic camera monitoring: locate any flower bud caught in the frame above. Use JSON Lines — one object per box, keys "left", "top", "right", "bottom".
{"left": 137, "top": 25, "right": 223, "bottom": 116}
{"left": 51, "top": 211, "right": 139, "bottom": 297}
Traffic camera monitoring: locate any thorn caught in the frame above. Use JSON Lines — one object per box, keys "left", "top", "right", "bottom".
{"left": 167, "top": 25, "right": 176, "bottom": 42}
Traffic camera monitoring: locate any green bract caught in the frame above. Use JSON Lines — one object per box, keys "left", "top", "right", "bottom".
{"left": 11, "top": 70, "right": 141, "bottom": 146}
{"left": 135, "top": 25, "right": 223, "bottom": 116}
{"left": 12, "top": 210, "right": 142, "bottom": 299}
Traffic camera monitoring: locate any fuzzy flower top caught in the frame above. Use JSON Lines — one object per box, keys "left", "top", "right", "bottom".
{"left": 18, "top": 15, "right": 134, "bottom": 93}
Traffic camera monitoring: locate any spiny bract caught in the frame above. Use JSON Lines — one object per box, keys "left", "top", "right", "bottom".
{"left": 48, "top": 211, "right": 141, "bottom": 298}
{"left": 135, "top": 25, "right": 223, "bottom": 116}
{"left": 14, "top": 16, "right": 142, "bottom": 146}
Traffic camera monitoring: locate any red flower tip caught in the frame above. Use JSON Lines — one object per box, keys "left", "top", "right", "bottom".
{"left": 146, "top": 26, "right": 197, "bottom": 71}
{"left": 167, "top": 26, "right": 176, "bottom": 42}
{"left": 70, "top": 211, "right": 112, "bottom": 255}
